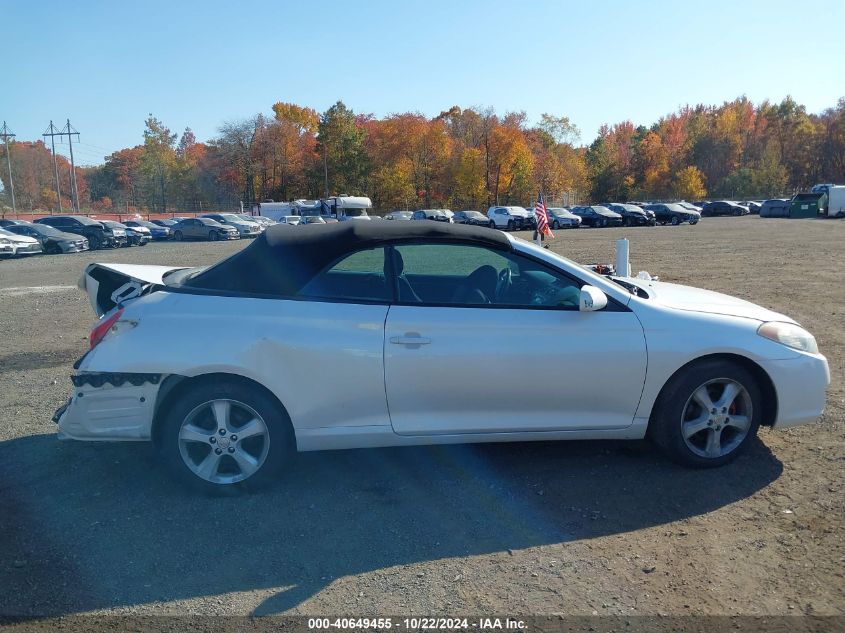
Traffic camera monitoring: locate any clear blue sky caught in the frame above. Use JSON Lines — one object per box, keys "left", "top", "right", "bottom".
{"left": 4, "top": 0, "right": 844, "bottom": 166}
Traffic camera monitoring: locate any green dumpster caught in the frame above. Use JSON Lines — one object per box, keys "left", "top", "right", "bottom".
{"left": 790, "top": 193, "right": 823, "bottom": 218}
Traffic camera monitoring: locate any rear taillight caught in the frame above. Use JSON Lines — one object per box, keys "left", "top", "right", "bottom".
{"left": 90, "top": 308, "right": 124, "bottom": 349}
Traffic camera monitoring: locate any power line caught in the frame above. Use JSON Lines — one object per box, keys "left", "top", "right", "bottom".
{"left": 43, "top": 120, "right": 82, "bottom": 212}
{"left": 0, "top": 122, "right": 16, "bottom": 212}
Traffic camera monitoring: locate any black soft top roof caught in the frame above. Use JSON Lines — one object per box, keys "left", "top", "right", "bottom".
{"left": 183, "top": 220, "right": 511, "bottom": 297}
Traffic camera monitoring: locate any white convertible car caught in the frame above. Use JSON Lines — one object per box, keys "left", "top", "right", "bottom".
{"left": 55, "top": 222, "right": 829, "bottom": 491}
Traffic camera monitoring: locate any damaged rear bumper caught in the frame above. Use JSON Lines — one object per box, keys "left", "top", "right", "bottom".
{"left": 54, "top": 372, "right": 163, "bottom": 441}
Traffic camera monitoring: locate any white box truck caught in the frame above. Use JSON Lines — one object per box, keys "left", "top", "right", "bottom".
{"left": 827, "top": 186, "right": 845, "bottom": 217}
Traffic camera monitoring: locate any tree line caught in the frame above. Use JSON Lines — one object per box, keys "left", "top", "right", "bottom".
{"left": 1, "top": 96, "right": 843, "bottom": 215}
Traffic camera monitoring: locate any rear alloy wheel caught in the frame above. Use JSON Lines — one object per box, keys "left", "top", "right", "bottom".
{"left": 670, "top": 216, "right": 680, "bottom": 226}
{"left": 161, "top": 380, "right": 293, "bottom": 492}
{"left": 649, "top": 360, "right": 761, "bottom": 467}
{"left": 552, "top": 220, "right": 560, "bottom": 230}
{"left": 209, "top": 231, "right": 218, "bottom": 241}
{"left": 489, "top": 220, "right": 496, "bottom": 229}
{"left": 174, "top": 230, "right": 183, "bottom": 241}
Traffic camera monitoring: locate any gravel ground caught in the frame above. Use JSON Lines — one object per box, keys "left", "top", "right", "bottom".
{"left": 0, "top": 217, "right": 842, "bottom": 619}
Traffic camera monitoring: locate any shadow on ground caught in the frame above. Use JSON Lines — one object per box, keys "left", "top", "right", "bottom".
{"left": 0, "top": 435, "right": 782, "bottom": 617}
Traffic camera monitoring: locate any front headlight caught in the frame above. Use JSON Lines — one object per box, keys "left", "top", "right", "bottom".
{"left": 758, "top": 322, "right": 818, "bottom": 354}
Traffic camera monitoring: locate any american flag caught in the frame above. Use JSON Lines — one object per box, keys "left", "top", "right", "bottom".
{"left": 535, "top": 191, "right": 553, "bottom": 237}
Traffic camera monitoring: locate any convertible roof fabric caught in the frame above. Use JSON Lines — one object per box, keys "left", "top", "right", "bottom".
{"left": 183, "top": 220, "right": 511, "bottom": 297}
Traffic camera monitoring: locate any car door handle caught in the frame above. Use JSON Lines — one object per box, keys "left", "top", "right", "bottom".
{"left": 389, "top": 333, "right": 432, "bottom": 348}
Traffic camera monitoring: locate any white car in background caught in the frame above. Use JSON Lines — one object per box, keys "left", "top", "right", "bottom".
{"left": 55, "top": 222, "right": 829, "bottom": 492}
{"left": 200, "top": 213, "right": 262, "bottom": 238}
{"left": 487, "top": 205, "right": 531, "bottom": 230}
{"left": 0, "top": 227, "right": 43, "bottom": 256}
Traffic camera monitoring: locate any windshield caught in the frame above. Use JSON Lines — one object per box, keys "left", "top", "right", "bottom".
{"left": 666, "top": 203, "right": 690, "bottom": 212}
{"left": 32, "top": 224, "right": 64, "bottom": 237}
{"left": 344, "top": 208, "right": 368, "bottom": 217}
{"left": 217, "top": 214, "right": 242, "bottom": 222}
{"left": 102, "top": 221, "right": 125, "bottom": 228}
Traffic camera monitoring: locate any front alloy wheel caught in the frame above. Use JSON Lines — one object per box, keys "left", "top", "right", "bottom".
{"left": 680, "top": 379, "right": 753, "bottom": 459}
{"left": 649, "top": 359, "right": 761, "bottom": 467}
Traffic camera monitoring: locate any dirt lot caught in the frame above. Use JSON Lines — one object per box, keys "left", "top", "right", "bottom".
{"left": 0, "top": 216, "right": 842, "bottom": 619}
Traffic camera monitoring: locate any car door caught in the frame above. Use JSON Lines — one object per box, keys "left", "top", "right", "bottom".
{"left": 383, "top": 242, "right": 647, "bottom": 436}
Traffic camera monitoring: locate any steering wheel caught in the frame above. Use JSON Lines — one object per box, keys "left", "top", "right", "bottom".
{"left": 495, "top": 267, "right": 513, "bottom": 302}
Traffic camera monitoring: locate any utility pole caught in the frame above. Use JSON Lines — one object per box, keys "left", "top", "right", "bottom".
{"left": 42, "top": 121, "right": 64, "bottom": 213}
{"left": 323, "top": 142, "right": 329, "bottom": 199}
{"left": 0, "top": 122, "right": 16, "bottom": 213}
{"left": 62, "top": 120, "right": 81, "bottom": 212}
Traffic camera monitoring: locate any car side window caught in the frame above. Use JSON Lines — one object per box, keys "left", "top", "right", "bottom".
{"left": 298, "top": 247, "right": 390, "bottom": 303}
{"left": 392, "top": 243, "right": 582, "bottom": 309}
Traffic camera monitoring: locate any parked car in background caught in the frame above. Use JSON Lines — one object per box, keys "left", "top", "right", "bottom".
{"left": 0, "top": 219, "right": 31, "bottom": 228}
{"left": 101, "top": 220, "right": 150, "bottom": 247}
{"left": 487, "top": 206, "right": 530, "bottom": 230}
{"left": 677, "top": 201, "right": 703, "bottom": 213}
{"left": 35, "top": 215, "right": 126, "bottom": 249}
{"left": 277, "top": 216, "right": 301, "bottom": 225}
{"left": 384, "top": 211, "right": 413, "bottom": 221}
{"left": 605, "top": 203, "right": 655, "bottom": 227}
{"left": 60, "top": 221, "right": 829, "bottom": 491}
{"left": 300, "top": 216, "right": 326, "bottom": 225}
{"left": 124, "top": 219, "right": 171, "bottom": 240}
{"left": 644, "top": 203, "right": 700, "bottom": 225}
{"left": 238, "top": 214, "right": 274, "bottom": 229}
{"left": 0, "top": 227, "right": 43, "bottom": 256}
{"left": 0, "top": 234, "right": 13, "bottom": 256}
{"left": 759, "top": 199, "right": 791, "bottom": 218}
{"left": 743, "top": 201, "right": 763, "bottom": 214}
{"left": 452, "top": 210, "right": 489, "bottom": 226}
{"left": 3, "top": 222, "right": 88, "bottom": 254}
{"left": 151, "top": 219, "right": 179, "bottom": 230}
{"left": 172, "top": 217, "right": 239, "bottom": 241}
{"left": 546, "top": 208, "right": 582, "bottom": 229}
{"left": 413, "top": 209, "right": 453, "bottom": 223}
{"left": 570, "top": 205, "right": 623, "bottom": 228}
{"left": 700, "top": 200, "right": 749, "bottom": 217}
{"left": 201, "top": 213, "right": 261, "bottom": 238}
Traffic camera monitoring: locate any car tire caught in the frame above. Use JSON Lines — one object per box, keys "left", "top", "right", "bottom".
{"left": 174, "top": 230, "right": 183, "bottom": 241}
{"left": 89, "top": 234, "right": 102, "bottom": 250}
{"left": 670, "top": 216, "right": 680, "bottom": 226}
{"left": 648, "top": 359, "right": 761, "bottom": 468}
{"left": 159, "top": 379, "right": 294, "bottom": 493}
{"left": 507, "top": 219, "right": 514, "bottom": 230}
{"left": 489, "top": 220, "right": 496, "bottom": 229}
{"left": 552, "top": 220, "right": 560, "bottom": 230}
{"left": 689, "top": 219, "right": 699, "bottom": 225}
{"left": 209, "top": 231, "right": 218, "bottom": 241}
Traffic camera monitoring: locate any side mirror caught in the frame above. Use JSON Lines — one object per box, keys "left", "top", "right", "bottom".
{"left": 579, "top": 285, "right": 608, "bottom": 312}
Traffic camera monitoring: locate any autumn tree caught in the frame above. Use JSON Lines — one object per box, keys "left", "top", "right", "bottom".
{"left": 317, "top": 101, "right": 369, "bottom": 196}
{"left": 673, "top": 166, "right": 707, "bottom": 200}
{"left": 140, "top": 115, "right": 177, "bottom": 212}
